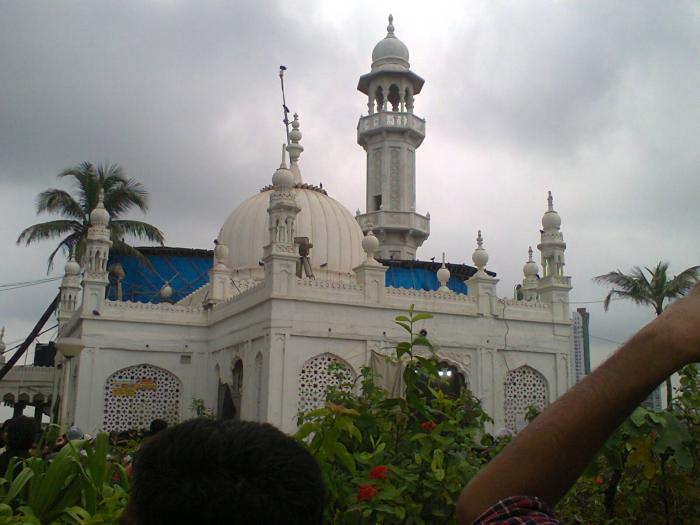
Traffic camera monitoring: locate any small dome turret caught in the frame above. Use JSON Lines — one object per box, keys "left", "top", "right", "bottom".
{"left": 64, "top": 254, "right": 80, "bottom": 276}
{"left": 90, "top": 189, "right": 110, "bottom": 227}
{"left": 371, "top": 14, "right": 410, "bottom": 70}
{"left": 541, "top": 191, "right": 561, "bottom": 230}
{"left": 272, "top": 146, "right": 295, "bottom": 189}
{"left": 523, "top": 246, "right": 538, "bottom": 277}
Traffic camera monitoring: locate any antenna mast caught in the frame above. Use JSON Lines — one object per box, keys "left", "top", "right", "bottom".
{"left": 279, "top": 65, "right": 291, "bottom": 160}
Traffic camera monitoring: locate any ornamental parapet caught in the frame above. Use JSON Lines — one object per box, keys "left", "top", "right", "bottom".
{"left": 220, "top": 280, "right": 265, "bottom": 305}
{"left": 297, "top": 278, "right": 362, "bottom": 291}
{"left": 385, "top": 287, "right": 475, "bottom": 303}
{"left": 103, "top": 300, "right": 204, "bottom": 316}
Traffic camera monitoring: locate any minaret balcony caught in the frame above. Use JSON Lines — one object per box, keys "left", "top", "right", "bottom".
{"left": 356, "top": 210, "right": 430, "bottom": 238}
{"left": 357, "top": 111, "right": 425, "bottom": 145}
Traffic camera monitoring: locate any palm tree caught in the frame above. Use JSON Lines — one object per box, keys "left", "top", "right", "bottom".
{"left": 17, "top": 162, "right": 165, "bottom": 271}
{"left": 594, "top": 262, "right": 700, "bottom": 406}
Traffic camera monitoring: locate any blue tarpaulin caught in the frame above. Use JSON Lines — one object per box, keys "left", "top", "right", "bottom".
{"left": 106, "top": 248, "right": 483, "bottom": 303}
{"left": 107, "top": 248, "right": 212, "bottom": 303}
{"left": 384, "top": 266, "right": 468, "bottom": 294}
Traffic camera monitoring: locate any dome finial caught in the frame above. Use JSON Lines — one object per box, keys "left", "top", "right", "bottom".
{"left": 272, "top": 144, "right": 294, "bottom": 188}
{"left": 472, "top": 230, "right": 489, "bottom": 274}
{"left": 387, "top": 14, "right": 395, "bottom": 36}
{"left": 279, "top": 144, "right": 288, "bottom": 169}
{"left": 528, "top": 246, "right": 533, "bottom": 262}
{"left": 437, "top": 252, "right": 451, "bottom": 292}
{"left": 547, "top": 190, "right": 554, "bottom": 211}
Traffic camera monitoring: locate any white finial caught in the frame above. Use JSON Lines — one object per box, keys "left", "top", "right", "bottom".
{"left": 90, "top": 187, "right": 110, "bottom": 226}
{"left": 272, "top": 143, "right": 295, "bottom": 188}
{"left": 472, "top": 230, "right": 489, "bottom": 273}
{"left": 280, "top": 144, "right": 287, "bottom": 169}
{"left": 437, "top": 252, "right": 451, "bottom": 292}
{"left": 64, "top": 252, "right": 80, "bottom": 276}
{"left": 286, "top": 113, "right": 304, "bottom": 183}
{"left": 160, "top": 281, "right": 173, "bottom": 301}
{"left": 523, "top": 246, "right": 539, "bottom": 278}
{"left": 361, "top": 230, "right": 380, "bottom": 263}
{"left": 387, "top": 14, "right": 395, "bottom": 35}
{"left": 547, "top": 190, "right": 554, "bottom": 211}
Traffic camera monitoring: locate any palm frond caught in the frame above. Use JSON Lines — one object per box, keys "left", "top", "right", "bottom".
{"left": 666, "top": 265, "right": 700, "bottom": 297}
{"left": 110, "top": 220, "right": 164, "bottom": 245}
{"left": 602, "top": 289, "right": 654, "bottom": 312}
{"left": 46, "top": 233, "right": 81, "bottom": 274}
{"left": 36, "top": 189, "right": 85, "bottom": 220}
{"left": 16, "top": 220, "right": 82, "bottom": 246}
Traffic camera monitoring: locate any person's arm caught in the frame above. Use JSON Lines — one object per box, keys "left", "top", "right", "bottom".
{"left": 457, "top": 283, "right": 700, "bottom": 524}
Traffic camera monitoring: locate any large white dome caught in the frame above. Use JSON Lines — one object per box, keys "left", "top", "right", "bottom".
{"left": 218, "top": 186, "right": 365, "bottom": 280}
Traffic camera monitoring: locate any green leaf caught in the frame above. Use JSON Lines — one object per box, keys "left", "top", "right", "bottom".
{"left": 395, "top": 321, "right": 412, "bottom": 334}
{"left": 395, "top": 315, "right": 410, "bottom": 322}
{"left": 330, "top": 442, "right": 356, "bottom": 475}
{"left": 410, "top": 313, "right": 433, "bottom": 322}
{"left": 3, "top": 467, "right": 34, "bottom": 505}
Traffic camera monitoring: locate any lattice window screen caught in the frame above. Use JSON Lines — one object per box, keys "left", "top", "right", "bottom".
{"left": 298, "top": 353, "right": 354, "bottom": 415}
{"left": 504, "top": 366, "right": 548, "bottom": 432}
{"left": 103, "top": 364, "right": 181, "bottom": 432}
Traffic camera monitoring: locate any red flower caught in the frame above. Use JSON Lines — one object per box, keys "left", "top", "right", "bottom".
{"left": 357, "top": 484, "right": 378, "bottom": 502}
{"left": 421, "top": 421, "right": 437, "bottom": 433}
{"left": 593, "top": 476, "right": 604, "bottom": 485}
{"left": 370, "top": 466, "right": 388, "bottom": 480}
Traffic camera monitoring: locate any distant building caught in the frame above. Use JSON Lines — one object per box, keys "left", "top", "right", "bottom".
{"left": 571, "top": 308, "right": 590, "bottom": 383}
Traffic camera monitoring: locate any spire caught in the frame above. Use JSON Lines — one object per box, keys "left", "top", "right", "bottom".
{"left": 386, "top": 14, "right": 395, "bottom": 37}
{"left": 286, "top": 113, "right": 304, "bottom": 183}
{"left": 547, "top": 190, "right": 554, "bottom": 211}
{"left": 272, "top": 144, "right": 295, "bottom": 189}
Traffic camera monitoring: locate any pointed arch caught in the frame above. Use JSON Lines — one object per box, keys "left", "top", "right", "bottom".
{"left": 103, "top": 363, "right": 181, "bottom": 432}
{"left": 298, "top": 353, "right": 355, "bottom": 415}
{"left": 504, "top": 365, "right": 549, "bottom": 432}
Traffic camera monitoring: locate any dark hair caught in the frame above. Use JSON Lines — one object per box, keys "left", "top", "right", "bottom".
{"left": 6, "top": 416, "right": 36, "bottom": 450}
{"left": 148, "top": 419, "right": 168, "bottom": 435}
{"left": 126, "top": 419, "right": 325, "bottom": 525}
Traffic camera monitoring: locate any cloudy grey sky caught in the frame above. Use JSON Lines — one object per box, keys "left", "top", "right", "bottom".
{"left": 1, "top": 0, "right": 698, "bottom": 366}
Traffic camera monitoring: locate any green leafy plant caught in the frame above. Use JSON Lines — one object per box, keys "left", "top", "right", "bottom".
{"left": 296, "top": 305, "right": 493, "bottom": 524}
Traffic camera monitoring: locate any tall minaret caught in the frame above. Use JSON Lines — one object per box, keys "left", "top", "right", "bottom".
{"left": 81, "top": 189, "right": 112, "bottom": 314}
{"left": 356, "top": 15, "right": 429, "bottom": 260}
{"left": 537, "top": 191, "right": 572, "bottom": 320}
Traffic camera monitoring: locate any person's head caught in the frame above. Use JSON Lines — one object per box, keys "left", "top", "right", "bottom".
{"left": 6, "top": 416, "right": 36, "bottom": 451}
{"left": 148, "top": 419, "right": 168, "bottom": 435}
{"left": 124, "top": 418, "right": 325, "bottom": 525}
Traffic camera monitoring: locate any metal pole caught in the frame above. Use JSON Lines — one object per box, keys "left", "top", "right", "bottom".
{"left": 279, "top": 65, "right": 291, "bottom": 153}
{"left": 0, "top": 292, "right": 60, "bottom": 381}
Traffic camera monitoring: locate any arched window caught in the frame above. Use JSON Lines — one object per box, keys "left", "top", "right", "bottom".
{"left": 298, "top": 353, "right": 355, "bottom": 415}
{"left": 388, "top": 84, "right": 401, "bottom": 111}
{"left": 504, "top": 366, "right": 548, "bottom": 432}
{"left": 103, "top": 364, "right": 181, "bottom": 432}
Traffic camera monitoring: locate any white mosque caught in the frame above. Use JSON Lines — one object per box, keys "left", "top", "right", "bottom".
{"left": 52, "top": 16, "right": 574, "bottom": 435}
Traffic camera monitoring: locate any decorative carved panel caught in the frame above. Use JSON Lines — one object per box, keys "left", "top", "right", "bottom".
{"left": 103, "top": 364, "right": 181, "bottom": 432}
{"left": 298, "top": 353, "right": 355, "bottom": 415}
